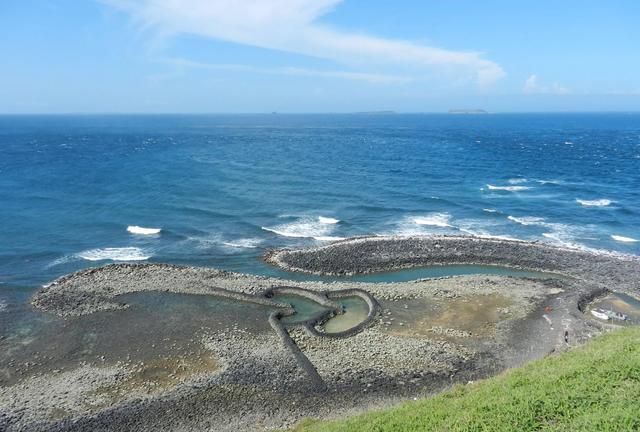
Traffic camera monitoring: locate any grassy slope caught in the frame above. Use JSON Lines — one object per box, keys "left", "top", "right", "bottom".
{"left": 293, "top": 327, "right": 640, "bottom": 432}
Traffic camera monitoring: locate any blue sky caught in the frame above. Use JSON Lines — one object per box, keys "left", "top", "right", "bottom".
{"left": 1, "top": 0, "right": 639, "bottom": 113}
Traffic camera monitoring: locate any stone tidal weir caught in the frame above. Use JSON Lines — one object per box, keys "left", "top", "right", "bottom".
{"left": 1, "top": 235, "right": 639, "bottom": 432}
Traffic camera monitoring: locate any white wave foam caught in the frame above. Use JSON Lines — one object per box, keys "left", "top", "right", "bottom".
{"left": 262, "top": 216, "right": 339, "bottom": 240}
{"left": 483, "top": 208, "right": 498, "bottom": 213}
{"left": 507, "top": 216, "right": 546, "bottom": 226}
{"left": 385, "top": 214, "right": 457, "bottom": 237}
{"left": 536, "top": 179, "right": 562, "bottom": 185}
{"left": 540, "top": 236, "right": 636, "bottom": 258}
{"left": 46, "top": 254, "right": 78, "bottom": 268}
{"left": 221, "top": 238, "right": 263, "bottom": 249}
{"left": 539, "top": 231, "right": 603, "bottom": 253}
{"left": 576, "top": 199, "right": 612, "bottom": 207}
{"left": 461, "top": 231, "right": 519, "bottom": 241}
{"left": 540, "top": 230, "right": 589, "bottom": 250}
{"left": 314, "top": 236, "right": 345, "bottom": 242}
{"left": 508, "top": 215, "right": 596, "bottom": 251}
{"left": 456, "top": 218, "right": 519, "bottom": 241}
{"left": 386, "top": 226, "right": 432, "bottom": 237}
{"left": 127, "top": 225, "right": 161, "bottom": 235}
{"left": 76, "top": 247, "right": 151, "bottom": 261}
{"left": 0, "top": 299, "right": 7, "bottom": 313}
{"left": 508, "top": 178, "right": 528, "bottom": 184}
{"left": 486, "top": 184, "right": 531, "bottom": 192}
{"left": 186, "top": 234, "right": 263, "bottom": 251}
{"left": 187, "top": 235, "right": 221, "bottom": 250}
{"left": 318, "top": 216, "right": 340, "bottom": 224}
{"left": 413, "top": 213, "right": 452, "bottom": 228}
{"left": 611, "top": 235, "right": 638, "bottom": 243}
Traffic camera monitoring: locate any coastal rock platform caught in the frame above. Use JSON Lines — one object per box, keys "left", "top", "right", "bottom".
{"left": 2, "top": 236, "right": 638, "bottom": 431}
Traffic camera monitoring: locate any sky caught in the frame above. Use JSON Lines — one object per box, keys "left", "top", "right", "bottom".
{"left": 1, "top": 0, "right": 639, "bottom": 113}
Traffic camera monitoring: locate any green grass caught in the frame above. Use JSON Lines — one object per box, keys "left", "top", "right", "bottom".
{"left": 293, "top": 327, "right": 640, "bottom": 432}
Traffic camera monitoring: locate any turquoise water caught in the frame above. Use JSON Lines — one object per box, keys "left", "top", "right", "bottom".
{"left": 323, "top": 297, "right": 370, "bottom": 334}
{"left": 275, "top": 293, "right": 370, "bottom": 334}
{"left": 1, "top": 114, "right": 638, "bottom": 310}
{"left": 254, "top": 262, "right": 562, "bottom": 283}
{"left": 275, "top": 294, "right": 330, "bottom": 324}
{"left": 347, "top": 265, "right": 561, "bottom": 282}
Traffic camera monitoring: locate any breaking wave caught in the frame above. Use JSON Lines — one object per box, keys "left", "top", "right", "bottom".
{"left": 76, "top": 247, "right": 151, "bottom": 261}
{"left": 576, "top": 199, "right": 612, "bottom": 207}
{"left": 536, "top": 179, "right": 562, "bottom": 185}
{"left": 507, "top": 215, "right": 599, "bottom": 251}
{"left": 413, "top": 213, "right": 453, "bottom": 227}
{"left": 383, "top": 213, "right": 457, "bottom": 237}
{"left": 507, "top": 216, "right": 546, "bottom": 226}
{"left": 611, "top": 235, "right": 638, "bottom": 243}
{"left": 486, "top": 184, "right": 531, "bottom": 192}
{"left": 127, "top": 225, "right": 162, "bottom": 235}
{"left": 221, "top": 238, "right": 263, "bottom": 249}
{"left": 46, "top": 254, "right": 78, "bottom": 268}
{"left": 262, "top": 216, "right": 340, "bottom": 240}
{"left": 456, "top": 218, "right": 519, "bottom": 240}
{"left": 314, "top": 236, "right": 345, "bottom": 242}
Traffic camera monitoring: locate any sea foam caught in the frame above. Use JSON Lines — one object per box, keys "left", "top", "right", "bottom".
{"left": 76, "top": 247, "right": 151, "bottom": 261}
{"left": 387, "top": 213, "right": 457, "bottom": 237}
{"left": 507, "top": 215, "right": 546, "bottom": 226}
{"left": 576, "top": 199, "right": 612, "bottom": 207}
{"left": 507, "top": 215, "right": 597, "bottom": 251}
{"left": 486, "top": 184, "right": 531, "bottom": 192}
{"left": 507, "top": 178, "right": 528, "bottom": 184}
{"left": 0, "top": 299, "right": 7, "bottom": 313}
{"left": 611, "top": 235, "right": 638, "bottom": 243}
{"left": 456, "top": 218, "right": 518, "bottom": 240}
{"left": 46, "top": 254, "right": 78, "bottom": 268}
{"left": 127, "top": 225, "right": 162, "bottom": 235}
{"left": 262, "top": 216, "right": 339, "bottom": 240}
{"left": 314, "top": 236, "right": 345, "bottom": 242}
{"left": 413, "top": 213, "right": 452, "bottom": 227}
{"left": 221, "top": 238, "right": 263, "bottom": 249}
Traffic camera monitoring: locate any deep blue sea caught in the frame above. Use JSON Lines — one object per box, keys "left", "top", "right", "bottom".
{"left": 1, "top": 113, "right": 639, "bottom": 308}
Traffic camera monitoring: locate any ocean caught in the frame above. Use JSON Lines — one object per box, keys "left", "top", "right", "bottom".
{"left": 1, "top": 113, "right": 639, "bottom": 305}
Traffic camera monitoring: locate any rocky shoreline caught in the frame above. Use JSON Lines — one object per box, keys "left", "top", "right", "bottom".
{"left": 265, "top": 235, "right": 640, "bottom": 292}
{"left": 2, "top": 236, "right": 638, "bottom": 431}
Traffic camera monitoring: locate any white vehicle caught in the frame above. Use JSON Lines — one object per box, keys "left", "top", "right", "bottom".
{"left": 590, "top": 309, "right": 610, "bottom": 321}
{"left": 591, "top": 308, "right": 629, "bottom": 322}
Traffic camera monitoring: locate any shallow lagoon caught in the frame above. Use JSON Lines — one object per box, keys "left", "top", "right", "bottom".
{"left": 254, "top": 262, "right": 564, "bottom": 283}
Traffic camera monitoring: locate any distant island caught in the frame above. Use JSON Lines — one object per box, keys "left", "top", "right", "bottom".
{"left": 448, "top": 109, "right": 489, "bottom": 114}
{"left": 353, "top": 110, "right": 397, "bottom": 115}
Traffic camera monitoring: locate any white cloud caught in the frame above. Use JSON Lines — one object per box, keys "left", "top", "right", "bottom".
{"left": 523, "top": 74, "right": 570, "bottom": 94}
{"left": 102, "top": 0, "right": 505, "bottom": 86}
{"left": 161, "top": 57, "right": 412, "bottom": 84}
{"left": 523, "top": 74, "right": 539, "bottom": 93}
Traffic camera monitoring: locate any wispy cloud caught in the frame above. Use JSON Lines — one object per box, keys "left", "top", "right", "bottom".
{"left": 161, "top": 57, "right": 412, "bottom": 84}
{"left": 102, "top": 0, "right": 505, "bottom": 87}
{"left": 523, "top": 74, "right": 570, "bottom": 95}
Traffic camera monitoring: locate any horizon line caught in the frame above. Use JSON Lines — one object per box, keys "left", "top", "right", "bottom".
{"left": 2, "top": 110, "right": 640, "bottom": 116}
